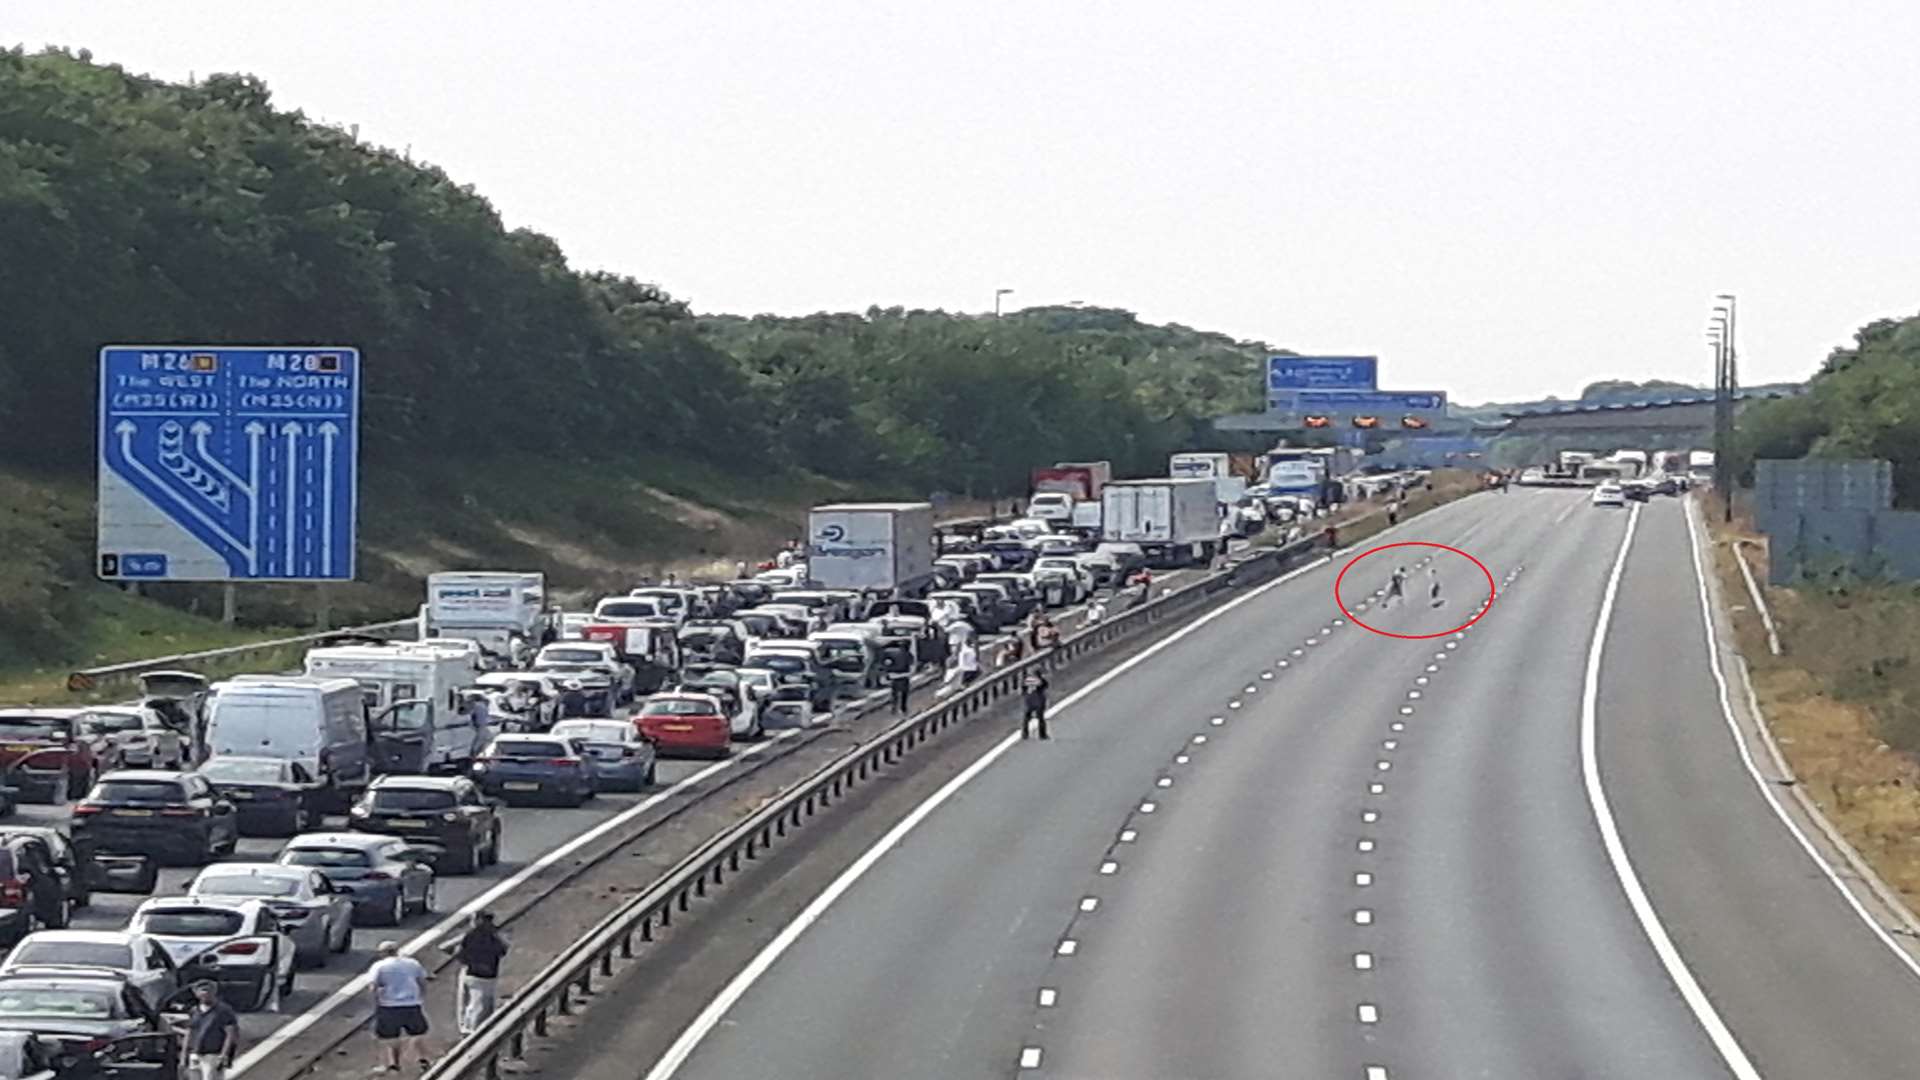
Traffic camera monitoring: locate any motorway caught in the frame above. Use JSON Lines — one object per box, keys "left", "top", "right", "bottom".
{"left": 533, "top": 488, "right": 1920, "bottom": 1080}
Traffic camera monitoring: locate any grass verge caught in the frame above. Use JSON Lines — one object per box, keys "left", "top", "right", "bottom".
{"left": 1706, "top": 509, "right": 1920, "bottom": 907}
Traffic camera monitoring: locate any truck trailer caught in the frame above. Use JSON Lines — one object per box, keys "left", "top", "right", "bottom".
{"left": 1101, "top": 479, "right": 1219, "bottom": 568}
{"left": 806, "top": 502, "right": 936, "bottom": 596}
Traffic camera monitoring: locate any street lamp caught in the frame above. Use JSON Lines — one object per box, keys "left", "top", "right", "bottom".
{"left": 994, "top": 288, "right": 1014, "bottom": 318}
{"left": 1709, "top": 294, "right": 1738, "bottom": 522}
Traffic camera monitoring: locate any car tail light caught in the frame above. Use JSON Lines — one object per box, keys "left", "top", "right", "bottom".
{"left": 71, "top": 804, "right": 103, "bottom": 816}
{"left": 548, "top": 758, "right": 578, "bottom": 768}
{"left": 0, "top": 879, "right": 24, "bottom": 907}
{"left": 364, "top": 871, "right": 394, "bottom": 881}
{"left": 218, "top": 941, "right": 261, "bottom": 956}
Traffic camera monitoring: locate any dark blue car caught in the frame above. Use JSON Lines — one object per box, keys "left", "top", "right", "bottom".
{"left": 470, "top": 736, "right": 596, "bottom": 807}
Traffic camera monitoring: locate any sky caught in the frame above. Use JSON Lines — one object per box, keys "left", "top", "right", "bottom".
{"left": 12, "top": 1, "right": 1920, "bottom": 403}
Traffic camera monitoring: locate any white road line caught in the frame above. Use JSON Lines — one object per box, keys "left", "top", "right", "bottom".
{"left": 1156, "top": 777, "right": 1173, "bottom": 788}
{"left": 1390, "top": 722, "right": 1404, "bottom": 732}
{"left": 1355, "top": 909, "right": 1374, "bottom": 925}
{"left": 1682, "top": 500, "right": 1920, "bottom": 980}
{"left": 1354, "top": 952, "right": 1375, "bottom": 970}
{"left": 1140, "top": 802, "right": 1157, "bottom": 813}
{"left": 1358, "top": 1004, "right": 1379, "bottom": 1023}
{"left": 1415, "top": 676, "right": 1429, "bottom": 685}
{"left": 1038, "top": 988, "right": 1058, "bottom": 1007}
{"left": 1383, "top": 740, "right": 1398, "bottom": 751}
{"left": 1080, "top": 897, "right": 1099, "bottom": 912}
{"left": 1020, "top": 1046, "right": 1043, "bottom": 1069}
{"left": 1175, "top": 754, "right": 1190, "bottom": 764}
{"left": 1407, "top": 690, "right": 1421, "bottom": 700}
{"left": 1375, "top": 761, "right": 1391, "bottom": 771}
{"left": 1355, "top": 872, "right": 1373, "bottom": 886}
{"left": 1229, "top": 701, "right": 1242, "bottom": 710}
{"left": 1581, "top": 503, "right": 1763, "bottom": 1079}
{"left": 1366, "top": 1066, "right": 1390, "bottom": 1080}
{"left": 1056, "top": 939, "right": 1078, "bottom": 955}
{"left": 1192, "top": 735, "right": 1207, "bottom": 744}
{"left": 1358, "top": 839, "right": 1376, "bottom": 852}
{"left": 1119, "top": 829, "right": 1137, "bottom": 843}
{"left": 1362, "top": 811, "right": 1379, "bottom": 823}
{"left": 1370, "top": 782, "right": 1385, "bottom": 795}
{"left": 1398, "top": 706, "right": 1414, "bottom": 715}
{"left": 1211, "top": 717, "right": 1225, "bottom": 725}
{"left": 230, "top": 728, "right": 805, "bottom": 1076}
{"left": 1099, "top": 860, "right": 1119, "bottom": 875}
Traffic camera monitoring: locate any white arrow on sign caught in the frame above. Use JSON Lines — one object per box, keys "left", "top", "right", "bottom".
{"left": 319, "top": 421, "right": 340, "bottom": 576}
{"left": 242, "top": 422, "right": 265, "bottom": 574}
{"left": 190, "top": 420, "right": 255, "bottom": 499}
{"left": 115, "top": 420, "right": 251, "bottom": 560}
{"left": 281, "top": 421, "right": 301, "bottom": 576}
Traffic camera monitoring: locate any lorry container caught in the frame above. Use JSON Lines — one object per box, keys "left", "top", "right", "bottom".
{"left": 420, "top": 572, "right": 552, "bottom": 666}
{"left": 1101, "top": 479, "right": 1219, "bottom": 568}
{"left": 1688, "top": 449, "right": 1715, "bottom": 484}
{"left": 806, "top": 502, "right": 936, "bottom": 595}
{"left": 1171, "top": 452, "right": 1250, "bottom": 506}
{"left": 1052, "top": 461, "right": 1113, "bottom": 498}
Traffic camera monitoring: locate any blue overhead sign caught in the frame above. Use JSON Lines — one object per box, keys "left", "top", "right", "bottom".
{"left": 1266, "top": 356, "right": 1378, "bottom": 391}
{"left": 97, "top": 346, "right": 360, "bottom": 582}
{"left": 1271, "top": 389, "right": 1447, "bottom": 412}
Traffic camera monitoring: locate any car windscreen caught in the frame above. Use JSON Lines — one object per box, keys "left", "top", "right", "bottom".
{"left": 281, "top": 847, "right": 372, "bottom": 869}
{"left": 92, "top": 780, "right": 188, "bottom": 804}
{"left": 489, "top": 740, "right": 568, "bottom": 758}
{"left": 594, "top": 601, "right": 658, "bottom": 620}
{"left": 10, "top": 941, "right": 133, "bottom": 970}
{"left": 817, "top": 640, "right": 863, "bottom": 659}
{"left": 1036, "top": 560, "right": 1077, "bottom": 572}
{"left": 0, "top": 718, "right": 65, "bottom": 740}
{"left": 139, "top": 909, "right": 245, "bottom": 937}
{"left": 0, "top": 986, "right": 118, "bottom": 1019}
{"left": 541, "top": 649, "right": 605, "bottom": 664}
{"left": 198, "top": 759, "right": 288, "bottom": 784}
{"left": 735, "top": 614, "right": 777, "bottom": 634}
{"left": 192, "top": 874, "right": 300, "bottom": 898}
{"left": 370, "top": 788, "right": 456, "bottom": 811}
{"left": 79, "top": 711, "right": 144, "bottom": 733}
{"left": 550, "top": 724, "right": 627, "bottom": 745}
{"left": 641, "top": 699, "right": 717, "bottom": 717}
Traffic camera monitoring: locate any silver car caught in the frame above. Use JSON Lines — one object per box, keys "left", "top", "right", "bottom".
{"left": 550, "top": 720, "right": 657, "bottom": 791}
{"left": 0, "top": 929, "right": 182, "bottom": 1008}
{"left": 186, "top": 863, "right": 352, "bottom": 966}
{"left": 76, "top": 707, "right": 188, "bottom": 770}
{"left": 278, "top": 833, "right": 436, "bottom": 928}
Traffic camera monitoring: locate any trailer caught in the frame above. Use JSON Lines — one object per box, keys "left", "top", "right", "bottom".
{"left": 1101, "top": 478, "right": 1219, "bottom": 568}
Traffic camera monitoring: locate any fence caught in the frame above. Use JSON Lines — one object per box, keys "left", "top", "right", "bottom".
{"left": 64, "top": 617, "right": 418, "bottom": 695}
{"left": 423, "top": 534, "right": 1324, "bottom": 1080}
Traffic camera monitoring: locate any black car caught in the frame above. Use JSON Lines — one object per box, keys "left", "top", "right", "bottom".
{"left": 979, "top": 539, "right": 1036, "bottom": 572}
{"left": 195, "top": 756, "right": 321, "bottom": 836}
{"left": 1623, "top": 482, "right": 1652, "bottom": 502}
{"left": 347, "top": 776, "right": 501, "bottom": 875}
{"left": 677, "top": 622, "right": 746, "bottom": 667}
{"left": 69, "top": 772, "right": 239, "bottom": 867}
{"left": 0, "top": 972, "right": 181, "bottom": 1077}
{"left": 0, "top": 837, "right": 71, "bottom": 945}
{"left": 0, "top": 827, "right": 127, "bottom": 919}
{"left": 743, "top": 652, "right": 834, "bottom": 713}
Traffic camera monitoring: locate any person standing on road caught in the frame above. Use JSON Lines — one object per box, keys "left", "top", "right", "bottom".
{"left": 1385, "top": 566, "right": 1408, "bottom": 608}
{"left": 1083, "top": 595, "right": 1107, "bottom": 627}
{"left": 1429, "top": 567, "right": 1445, "bottom": 608}
{"left": 1035, "top": 616, "right": 1061, "bottom": 652}
{"left": 368, "top": 940, "right": 432, "bottom": 1074}
{"left": 184, "top": 980, "right": 239, "bottom": 1080}
{"left": 1021, "top": 670, "right": 1051, "bottom": 740}
{"left": 957, "top": 639, "right": 982, "bottom": 688}
{"left": 1000, "top": 636, "right": 1027, "bottom": 669}
{"left": 1387, "top": 498, "right": 1402, "bottom": 527}
{"left": 442, "top": 911, "right": 509, "bottom": 1039}
{"left": 881, "top": 639, "right": 913, "bottom": 714}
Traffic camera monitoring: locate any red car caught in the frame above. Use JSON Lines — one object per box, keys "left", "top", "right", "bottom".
{"left": 633, "top": 694, "right": 731, "bottom": 758}
{"left": 0, "top": 710, "right": 107, "bottom": 797}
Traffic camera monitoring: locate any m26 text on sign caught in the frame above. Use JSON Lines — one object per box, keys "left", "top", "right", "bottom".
{"left": 97, "top": 346, "right": 361, "bottom": 582}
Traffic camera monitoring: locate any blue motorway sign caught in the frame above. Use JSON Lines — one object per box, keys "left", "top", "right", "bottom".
{"left": 97, "top": 346, "right": 360, "bottom": 582}
{"left": 1270, "top": 389, "right": 1447, "bottom": 412}
{"left": 1266, "top": 356, "right": 1378, "bottom": 391}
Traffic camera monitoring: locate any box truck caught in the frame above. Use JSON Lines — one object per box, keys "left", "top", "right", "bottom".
{"left": 420, "top": 571, "right": 553, "bottom": 667}
{"left": 807, "top": 503, "right": 936, "bottom": 595}
{"left": 1101, "top": 479, "right": 1219, "bottom": 568}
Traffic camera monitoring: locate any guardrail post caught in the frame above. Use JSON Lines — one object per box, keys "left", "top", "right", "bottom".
{"left": 599, "top": 950, "right": 615, "bottom": 977}
{"left": 641, "top": 916, "right": 654, "bottom": 942}
{"left": 534, "top": 1006, "right": 550, "bottom": 1038}
{"left": 510, "top": 1028, "right": 525, "bottom": 1059}
{"left": 620, "top": 931, "right": 634, "bottom": 959}
{"left": 678, "top": 887, "right": 691, "bottom": 912}
{"left": 729, "top": 849, "right": 741, "bottom": 873}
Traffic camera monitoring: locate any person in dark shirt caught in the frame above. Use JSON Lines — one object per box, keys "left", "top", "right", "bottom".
{"left": 1021, "top": 671, "right": 1051, "bottom": 741}
{"left": 442, "top": 911, "right": 509, "bottom": 1038}
{"left": 185, "top": 980, "right": 239, "bottom": 1080}
{"left": 881, "top": 641, "right": 914, "bottom": 714}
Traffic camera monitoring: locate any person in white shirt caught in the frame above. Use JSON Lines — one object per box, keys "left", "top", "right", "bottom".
{"left": 368, "top": 940, "right": 432, "bottom": 1074}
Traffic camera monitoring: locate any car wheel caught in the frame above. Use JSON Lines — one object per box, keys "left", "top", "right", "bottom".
{"left": 334, "top": 919, "right": 353, "bottom": 953}
{"left": 448, "top": 841, "right": 478, "bottom": 876}
{"left": 645, "top": 761, "right": 657, "bottom": 786}
{"left": 383, "top": 892, "right": 405, "bottom": 926}
{"left": 417, "top": 879, "right": 436, "bottom": 916}
{"left": 278, "top": 963, "right": 295, "bottom": 998}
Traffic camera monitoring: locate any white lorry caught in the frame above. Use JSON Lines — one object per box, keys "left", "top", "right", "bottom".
{"left": 1171, "top": 451, "right": 1251, "bottom": 506}
{"left": 419, "top": 572, "right": 554, "bottom": 668}
{"left": 806, "top": 503, "right": 937, "bottom": 596}
{"left": 1688, "top": 449, "right": 1716, "bottom": 486}
{"left": 303, "top": 643, "right": 484, "bottom": 774}
{"left": 1101, "top": 479, "right": 1220, "bottom": 568}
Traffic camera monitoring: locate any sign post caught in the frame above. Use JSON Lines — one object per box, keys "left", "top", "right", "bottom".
{"left": 97, "top": 346, "right": 360, "bottom": 583}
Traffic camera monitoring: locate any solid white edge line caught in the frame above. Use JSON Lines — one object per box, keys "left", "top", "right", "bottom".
{"left": 230, "top": 729, "right": 803, "bottom": 1076}
{"left": 1581, "top": 502, "right": 1763, "bottom": 1079}
{"left": 639, "top": 552, "right": 1337, "bottom": 1080}
{"left": 1682, "top": 499, "right": 1920, "bottom": 980}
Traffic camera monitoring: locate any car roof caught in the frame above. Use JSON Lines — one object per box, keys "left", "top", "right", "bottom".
{"left": 0, "top": 709, "right": 82, "bottom": 720}
{"left": 645, "top": 692, "right": 722, "bottom": 706}
{"left": 134, "top": 895, "right": 263, "bottom": 914}
{"left": 0, "top": 970, "right": 129, "bottom": 989}
{"left": 368, "top": 775, "right": 463, "bottom": 790}
{"left": 97, "top": 770, "right": 192, "bottom": 783}
{"left": 11, "top": 930, "right": 140, "bottom": 946}
{"left": 195, "top": 862, "right": 303, "bottom": 879}
{"left": 284, "top": 832, "right": 388, "bottom": 849}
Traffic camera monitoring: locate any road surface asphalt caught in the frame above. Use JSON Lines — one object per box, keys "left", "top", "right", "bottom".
{"left": 545, "top": 488, "right": 1920, "bottom": 1080}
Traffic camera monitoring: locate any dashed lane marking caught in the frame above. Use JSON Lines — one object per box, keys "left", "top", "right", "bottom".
{"left": 1355, "top": 909, "right": 1374, "bottom": 925}
{"left": 1020, "top": 1047, "right": 1043, "bottom": 1069}
{"left": 1358, "top": 1004, "right": 1379, "bottom": 1023}
{"left": 1080, "top": 897, "right": 1099, "bottom": 912}
{"left": 1057, "top": 939, "right": 1078, "bottom": 956}
{"left": 1354, "top": 952, "right": 1375, "bottom": 970}
{"left": 1038, "top": 989, "right": 1057, "bottom": 1007}
{"left": 1355, "top": 872, "right": 1373, "bottom": 886}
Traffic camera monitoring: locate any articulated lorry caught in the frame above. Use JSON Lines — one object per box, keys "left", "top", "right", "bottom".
{"left": 1102, "top": 478, "right": 1219, "bottom": 568}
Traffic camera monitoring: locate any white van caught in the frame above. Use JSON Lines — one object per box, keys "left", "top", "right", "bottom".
{"left": 205, "top": 677, "right": 371, "bottom": 799}
{"left": 303, "top": 644, "right": 482, "bottom": 773}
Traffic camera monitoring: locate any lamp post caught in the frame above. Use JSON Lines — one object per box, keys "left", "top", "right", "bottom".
{"left": 994, "top": 288, "right": 1014, "bottom": 317}
{"left": 1712, "top": 296, "right": 1737, "bottom": 522}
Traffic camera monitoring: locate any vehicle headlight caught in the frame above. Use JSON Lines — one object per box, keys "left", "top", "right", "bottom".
{"left": 349, "top": 806, "right": 369, "bottom": 818}
{"left": 441, "top": 811, "right": 460, "bottom": 823}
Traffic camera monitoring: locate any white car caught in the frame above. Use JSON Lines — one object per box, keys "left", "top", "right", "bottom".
{"left": 1026, "top": 493, "right": 1076, "bottom": 525}
{"left": 558, "top": 612, "right": 591, "bottom": 640}
{"left": 1031, "top": 557, "right": 1093, "bottom": 606}
{"left": 186, "top": 863, "right": 354, "bottom": 966}
{"left": 128, "top": 897, "right": 297, "bottom": 1012}
{"left": 77, "top": 707, "right": 188, "bottom": 770}
{"left": 1592, "top": 483, "right": 1626, "bottom": 507}
{"left": 533, "top": 642, "right": 636, "bottom": 703}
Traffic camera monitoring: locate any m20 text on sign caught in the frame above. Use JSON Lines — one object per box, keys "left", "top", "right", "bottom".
{"left": 97, "top": 346, "right": 360, "bottom": 582}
